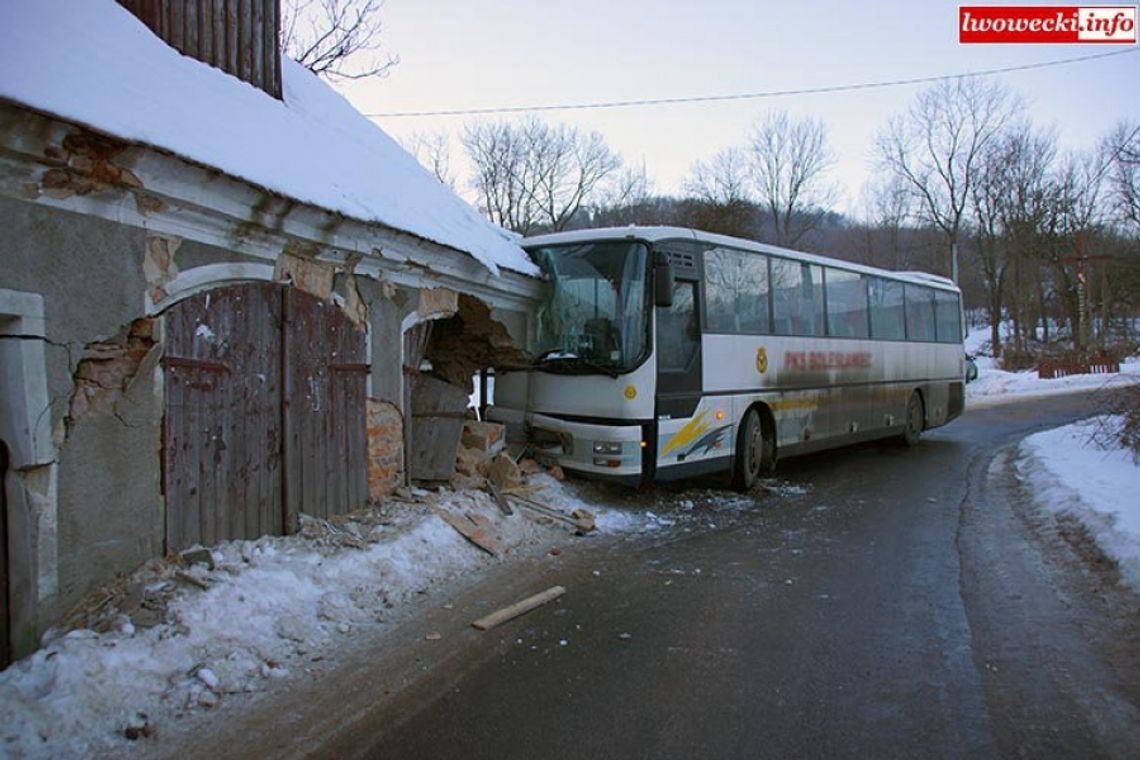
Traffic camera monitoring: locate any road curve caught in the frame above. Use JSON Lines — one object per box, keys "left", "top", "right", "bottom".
{"left": 345, "top": 392, "right": 1140, "bottom": 760}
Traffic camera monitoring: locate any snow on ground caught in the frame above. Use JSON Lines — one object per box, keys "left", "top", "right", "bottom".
{"left": 0, "top": 0, "right": 537, "bottom": 277}
{"left": 1017, "top": 416, "right": 1140, "bottom": 590}
{"left": 7, "top": 314, "right": 1135, "bottom": 755}
{"left": 967, "top": 357, "right": 1140, "bottom": 406}
{"left": 0, "top": 475, "right": 768, "bottom": 757}
{"left": 963, "top": 326, "right": 1140, "bottom": 406}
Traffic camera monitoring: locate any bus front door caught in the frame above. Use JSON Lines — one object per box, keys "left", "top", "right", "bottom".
{"left": 654, "top": 279, "right": 705, "bottom": 477}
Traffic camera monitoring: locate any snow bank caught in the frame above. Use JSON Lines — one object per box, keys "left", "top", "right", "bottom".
{"left": 0, "top": 477, "right": 726, "bottom": 756}
{"left": 1018, "top": 416, "right": 1140, "bottom": 590}
{"left": 0, "top": 0, "right": 537, "bottom": 277}
{"left": 963, "top": 323, "right": 1140, "bottom": 406}
{"left": 967, "top": 359, "right": 1140, "bottom": 406}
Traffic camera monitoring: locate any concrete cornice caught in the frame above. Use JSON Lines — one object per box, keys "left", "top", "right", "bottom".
{"left": 0, "top": 101, "right": 543, "bottom": 313}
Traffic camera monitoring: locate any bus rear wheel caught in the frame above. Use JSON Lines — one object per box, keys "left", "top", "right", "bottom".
{"left": 901, "top": 391, "right": 924, "bottom": 447}
{"left": 732, "top": 408, "right": 770, "bottom": 492}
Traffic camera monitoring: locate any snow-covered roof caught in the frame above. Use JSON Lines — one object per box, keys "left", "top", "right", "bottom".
{"left": 0, "top": 0, "right": 537, "bottom": 278}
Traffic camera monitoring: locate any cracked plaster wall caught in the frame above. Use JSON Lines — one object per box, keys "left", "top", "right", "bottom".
{"left": 0, "top": 194, "right": 161, "bottom": 619}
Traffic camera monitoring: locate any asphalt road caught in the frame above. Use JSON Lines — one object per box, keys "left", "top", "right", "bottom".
{"left": 346, "top": 393, "right": 1140, "bottom": 760}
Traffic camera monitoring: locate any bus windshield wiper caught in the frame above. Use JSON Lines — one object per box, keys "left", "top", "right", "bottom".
{"left": 533, "top": 353, "right": 622, "bottom": 379}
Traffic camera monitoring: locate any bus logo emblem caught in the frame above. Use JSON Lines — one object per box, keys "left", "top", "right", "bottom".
{"left": 756, "top": 347, "right": 768, "bottom": 374}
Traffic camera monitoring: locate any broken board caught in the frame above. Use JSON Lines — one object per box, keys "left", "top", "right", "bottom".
{"left": 472, "top": 586, "right": 566, "bottom": 630}
{"left": 436, "top": 510, "right": 504, "bottom": 556}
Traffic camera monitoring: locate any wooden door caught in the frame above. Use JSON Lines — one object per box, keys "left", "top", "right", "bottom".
{"left": 163, "top": 283, "right": 284, "bottom": 550}
{"left": 163, "top": 283, "right": 368, "bottom": 552}
{"left": 282, "top": 288, "right": 368, "bottom": 529}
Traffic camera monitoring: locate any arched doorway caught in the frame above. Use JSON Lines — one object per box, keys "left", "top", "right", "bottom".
{"left": 162, "top": 283, "right": 368, "bottom": 551}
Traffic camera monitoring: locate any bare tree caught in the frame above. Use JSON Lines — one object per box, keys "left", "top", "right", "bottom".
{"left": 462, "top": 121, "right": 530, "bottom": 232}
{"left": 401, "top": 131, "right": 457, "bottom": 190}
{"left": 1053, "top": 149, "right": 1109, "bottom": 347}
{"left": 861, "top": 174, "right": 916, "bottom": 270}
{"left": 748, "top": 112, "right": 837, "bottom": 247}
{"left": 1104, "top": 121, "right": 1140, "bottom": 229}
{"left": 682, "top": 148, "right": 756, "bottom": 237}
{"left": 282, "top": 0, "right": 397, "bottom": 80}
{"left": 461, "top": 118, "right": 625, "bottom": 235}
{"left": 594, "top": 161, "right": 654, "bottom": 223}
{"left": 970, "top": 135, "right": 1012, "bottom": 355}
{"left": 685, "top": 148, "right": 752, "bottom": 206}
{"left": 971, "top": 125, "right": 1060, "bottom": 354}
{"left": 876, "top": 77, "right": 1021, "bottom": 282}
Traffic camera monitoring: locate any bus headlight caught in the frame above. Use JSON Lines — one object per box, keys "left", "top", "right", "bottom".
{"left": 592, "top": 441, "right": 623, "bottom": 455}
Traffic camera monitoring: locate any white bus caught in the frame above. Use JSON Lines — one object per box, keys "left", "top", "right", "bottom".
{"left": 489, "top": 227, "right": 966, "bottom": 489}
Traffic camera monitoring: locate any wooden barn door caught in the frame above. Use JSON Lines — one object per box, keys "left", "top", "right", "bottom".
{"left": 281, "top": 288, "right": 368, "bottom": 531}
{"left": 164, "top": 283, "right": 284, "bottom": 550}
{"left": 164, "top": 283, "right": 368, "bottom": 552}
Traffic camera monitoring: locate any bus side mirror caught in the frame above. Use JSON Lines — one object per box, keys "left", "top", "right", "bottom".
{"left": 654, "top": 252, "right": 674, "bottom": 308}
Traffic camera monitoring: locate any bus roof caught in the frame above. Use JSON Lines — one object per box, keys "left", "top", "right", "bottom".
{"left": 521, "top": 226, "right": 961, "bottom": 293}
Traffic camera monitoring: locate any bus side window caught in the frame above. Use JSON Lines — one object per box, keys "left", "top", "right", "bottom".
{"left": 904, "top": 285, "right": 936, "bottom": 341}
{"left": 825, "top": 268, "right": 869, "bottom": 339}
{"left": 934, "top": 290, "right": 962, "bottom": 343}
{"left": 704, "top": 247, "right": 768, "bottom": 334}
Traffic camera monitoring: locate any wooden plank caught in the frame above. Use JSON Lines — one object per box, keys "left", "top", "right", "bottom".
{"left": 409, "top": 374, "right": 467, "bottom": 481}
{"left": 250, "top": 0, "right": 264, "bottom": 91}
{"left": 472, "top": 586, "right": 566, "bottom": 631}
{"left": 436, "top": 510, "right": 504, "bottom": 556}
{"left": 238, "top": 0, "right": 253, "bottom": 83}
{"left": 507, "top": 495, "right": 596, "bottom": 532}
{"left": 211, "top": 0, "right": 226, "bottom": 69}
{"left": 198, "top": 0, "right": 213, "bottom": 66}
{"left": 265, "top": 0, "right": 281, "bottom": 97}
{"left": 486, "top": 480, "right": 514, "bottom": 516}
{"left": 183, "top": 1, "right": 199, "bottom": 59}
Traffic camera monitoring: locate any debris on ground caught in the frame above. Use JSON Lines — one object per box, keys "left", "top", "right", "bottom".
{"left": 1, "top": 467, "right": 769, "bottom": 757}
{"left": 461, "top": 419, "right": 506, "bottom": 456}
{"left": 435, "top": 508, "right": 505, "bottom": 556}
{"left": 471, "top": 585, "right": 567, "bottom": 631}
{"left": 486, "top": 480, "right": 514, "bottom": 516}
{"left": 571, "top": 508, "right": 597, "bottom": 532}
{"left": 480, "top": 452, "right": 524, "bottom": 490}
{"left": 508, "top": 494, "right": 597, "bottom": 533}
{"left": 179, "top": 546, "right": 215, "bottom": 570}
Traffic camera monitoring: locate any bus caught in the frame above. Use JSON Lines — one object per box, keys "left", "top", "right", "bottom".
{"left": 488, "top": 226, "right": 966, "bottom": 490}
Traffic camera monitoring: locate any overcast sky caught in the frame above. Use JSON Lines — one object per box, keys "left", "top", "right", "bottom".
{"left": 337, "top": 0, "right": 1140, "bottom": 217}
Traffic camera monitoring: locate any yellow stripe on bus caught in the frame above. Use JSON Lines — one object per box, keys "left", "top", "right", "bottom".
{"left": 661, "top": 410, "right": 710, "bottom": 456}
{"left": 770, "top": 398, "right": 819, "bottom": 412}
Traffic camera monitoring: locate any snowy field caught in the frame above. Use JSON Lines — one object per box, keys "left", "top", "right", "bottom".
{"left": 1018, "top": 416, "right": 1140, "bottom": 591}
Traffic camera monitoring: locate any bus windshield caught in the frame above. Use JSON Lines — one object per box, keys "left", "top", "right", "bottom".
{"left": 527, "top": 240, "right": 650, "bottom": 376}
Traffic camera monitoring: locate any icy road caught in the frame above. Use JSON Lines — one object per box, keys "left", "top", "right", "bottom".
{"left": 175, "top": 390, "right": 1140, "bottom": 759}
{"left": 353, "top": 391, "right": 1140, "bottom": 759}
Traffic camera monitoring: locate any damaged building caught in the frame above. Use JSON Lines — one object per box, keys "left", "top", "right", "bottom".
{"left": 0, "top": 0, "right": 542, "bottom": 666}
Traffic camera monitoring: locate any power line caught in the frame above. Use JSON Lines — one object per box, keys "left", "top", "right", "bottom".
{"left": 367, "top": 48, "right": 1138, "bottom": 119}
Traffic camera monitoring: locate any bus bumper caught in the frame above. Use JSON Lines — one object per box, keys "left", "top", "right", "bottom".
{"left": 519, "top": 411, "right": 645, "bottom": 485}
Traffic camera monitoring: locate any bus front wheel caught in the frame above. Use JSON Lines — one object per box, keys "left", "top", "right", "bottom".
{"left": 901, "top": 391, "right": 924, "bottom": 447}
{"left": 732, "top": 408, "right": 769, "bottom": 492}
